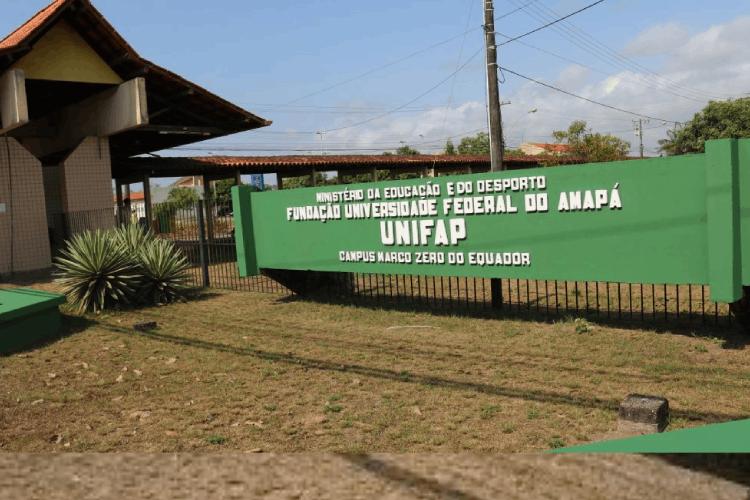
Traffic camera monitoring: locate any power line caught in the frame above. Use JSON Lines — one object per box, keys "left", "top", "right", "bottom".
{"left": 493, "top": 31, "right": 705, "bottom": 104}
{"left": 495, "top": 0, "right": 540, "bottom": 21}
{"left": 323, "top": 46, "right": 484, "bottom": 133}
{"left": 533, "top": 0, "right": 734, "bottom": 100}
{"left": 499, "top": 65, "right": 680, "bottom": 123}
{"left": 497, "top": 0, "right": 605, "bottom": 47}
{"left": 284, "top": 26, "right": 483, "bottom": 105}
{"left": 507, "top": 0, "right": 729, "bottom": 101}
{"left": 438, "top": 0, "right": 476, "bottom": 151}
{"left": 283, "top": 2, "right": 540, "bottom": 105}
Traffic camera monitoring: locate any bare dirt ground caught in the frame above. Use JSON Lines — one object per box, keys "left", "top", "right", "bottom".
{"left": 0, "top": 454, "right": 748, "bottom": 499}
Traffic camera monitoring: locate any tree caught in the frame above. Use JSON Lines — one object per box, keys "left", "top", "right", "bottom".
{"left": 282, "top": 172, "right": 332, "bottom": 190}
{"left": 444, "top": 139, "right": 456, "bottom": 155}
{"left": 395, "top": 144, "right": 420, "bottom": 156}
{"left": 166, "top": 187, "right": 199, "bottom": 209}
{"left": 211, "top": 179, "right": 235, "bottom": 204}
{"left": 553, "top": 120, "right": 630, "bottom": 162}
{"left": 457, "top": 132, "right": 490, "bottom": 155}
{"left": 659, "top": 98, "right": 750, "bottom": 155}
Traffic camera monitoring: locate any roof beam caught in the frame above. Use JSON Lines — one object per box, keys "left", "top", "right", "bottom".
{"left": 0, "top": 69, "right": 29, "bottom": 134}
{"left": 136, "top": 125, "right": 226, "bottom": 136}
{"left": 13, "top": 77, "right": 149, "bottom": 157}
{"left": 148, "top": 88, "right": 195, "bottom": 120}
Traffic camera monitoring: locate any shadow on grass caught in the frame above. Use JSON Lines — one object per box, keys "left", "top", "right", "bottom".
{"left": 658, "top": 454, "right": 750, "bottom": 488}
{"left": 100, "top": 324, "right": 748, "bottom": 425}
{"left": 340, "top": 454, "right": 482, "bottom": 500}
{"left": 0, "top": 313, "right": 95, "bottom": 357}
{"left": 274, "top": 292, "right": 750, "bottom": 351}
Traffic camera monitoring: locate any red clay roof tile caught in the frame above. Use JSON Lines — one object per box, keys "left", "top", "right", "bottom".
{"left": 0, "top": 0, "right": 69, "bottom": 51}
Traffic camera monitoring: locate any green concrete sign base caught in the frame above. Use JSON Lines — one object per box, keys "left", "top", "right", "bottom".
{"left": 0, "top": 289, "right": 66, "bottom": 354}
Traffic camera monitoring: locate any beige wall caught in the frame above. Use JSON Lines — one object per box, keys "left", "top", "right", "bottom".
{"left": 0, "top": 138, "right": 52, "bottom": 274}
{"left": 11, "top": 21, "right": 123, "bottom": 85}
{"left": 60, "top": 137, "right": 115, "bottom": 234}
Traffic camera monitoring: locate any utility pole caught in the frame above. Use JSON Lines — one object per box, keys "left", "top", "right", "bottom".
{"left": 484, "top": 0, "right": 504, "bottom": 171}
{"left": 316, "top": 130, "right": 326, "bottom": 156}
{"left": 633, "top": 119, "right": 648, "bottom": 159}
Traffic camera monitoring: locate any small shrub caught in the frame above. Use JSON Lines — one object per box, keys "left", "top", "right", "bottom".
{"left": 207, "top": 435, "right": 228, "bottom": 445}
{"left": 548, "top": 437, "right": 566, "bottom": 449}
{"left": 325, "top": 403, "right": 343, "bottom": 414}
{"left": 54, "top": 230, "right": 140, "bottom": 313}
{"left": 137, "top": 237, "right": 192, "bottom": 305}
{"left": 113, "top": 224, "right": 151, "bottom": 258}
{"left": 480, "top": 405, "right": 501, "bottom": 420}
{"left": 55, "top": 226, "right": 193, "bottom": 312}
{"left": 573, "top": 318, "right": 591, "bottom": 334}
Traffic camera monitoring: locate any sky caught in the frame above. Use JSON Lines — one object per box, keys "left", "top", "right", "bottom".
{"left": 2, "top": 0, "right": 750, "bottom": 161}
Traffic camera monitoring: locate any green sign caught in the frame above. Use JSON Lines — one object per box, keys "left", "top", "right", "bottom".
{"left": 232, "top": 139, "right": 750, "bottom": 303}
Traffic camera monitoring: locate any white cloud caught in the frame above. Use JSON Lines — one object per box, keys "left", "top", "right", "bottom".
{"left": 623, "top": 22, "right": 690, "bottom": 57}
{"left": 324, "top": 15, "right": 750, "bottom": 156}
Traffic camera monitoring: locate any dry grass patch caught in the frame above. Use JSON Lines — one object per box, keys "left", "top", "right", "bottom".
{"left": 1, "top": 289, "right": 749, "bottom": 452}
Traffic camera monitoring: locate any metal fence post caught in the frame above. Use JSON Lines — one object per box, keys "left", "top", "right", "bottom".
{"left": 491, "top": 278, "right": 503, "bottom": 309}
{"left": 197, "top": 200, "right": 210, "bottom": 288}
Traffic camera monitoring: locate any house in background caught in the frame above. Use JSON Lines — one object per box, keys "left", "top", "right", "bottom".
{"left": 520, "top": 143, "right": 574, "bottom": 156}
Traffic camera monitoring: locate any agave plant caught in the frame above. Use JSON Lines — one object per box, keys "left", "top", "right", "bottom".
{"left": 54, "top": 230, "right": 140, "bottom": 313}
{"left": 137, "top": 237, "right": 192, "bottom": 305}
{"left": 113, "top": 224, "right": 154, "bottom": 259}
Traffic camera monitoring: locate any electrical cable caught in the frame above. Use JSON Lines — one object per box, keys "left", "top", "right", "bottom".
{"left": 497, "top": 0, "right": 605, "bottom": 47}
{"left": 322, "top": 46, "right": 484, "bottom": 134}
{"left": 507, "top": 0, "right": 730, "bottom": 101}
{"left": 499, "top": 65, "right": 680, "bottom": 123}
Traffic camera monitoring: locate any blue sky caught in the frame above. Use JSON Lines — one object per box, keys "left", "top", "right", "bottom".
{"left": 2, "top": 0, "right": 749, "bottom": 158}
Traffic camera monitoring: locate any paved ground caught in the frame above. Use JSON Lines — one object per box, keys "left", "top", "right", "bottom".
{"left": 0, "top": 454, "right": 747, "bottom": 499}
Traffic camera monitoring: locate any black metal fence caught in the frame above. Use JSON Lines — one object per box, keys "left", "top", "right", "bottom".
{"left": 52, "top": 200, "right": 734, "bottom": 328}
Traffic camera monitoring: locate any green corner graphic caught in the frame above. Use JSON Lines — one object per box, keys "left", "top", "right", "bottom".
{"left": 551, "top": 419, "right": 750, "bottom": 454}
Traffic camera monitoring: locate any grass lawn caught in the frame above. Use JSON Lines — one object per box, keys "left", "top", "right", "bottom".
{"left": 1, "top": 288, "right": 749, "bottom": 452}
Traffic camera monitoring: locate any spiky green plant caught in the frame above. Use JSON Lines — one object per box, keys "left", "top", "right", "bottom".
{"left": 54, "top": 230, "right": 140, "bottom": 313}
{"left": 137, "top": 237, "right": 192, "bottom": 304}
{"left": 113, "top": 224, "right": 154, "bottom": 258}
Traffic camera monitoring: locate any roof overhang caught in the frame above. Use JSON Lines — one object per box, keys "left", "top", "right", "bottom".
{"left": 0, "top": 0, "right": 271, "bottom": 159}
{"left": 111, "top": 154, "right": 574, "bottom": 181}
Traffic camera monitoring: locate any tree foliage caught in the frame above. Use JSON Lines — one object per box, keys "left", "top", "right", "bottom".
{"left": 211, "top": 179, "right": 236, "bottom": 204}
{"left": 444, "top": 139, "right": 456, "bottom": 155}
{"left": 659, "top": 98, "right": 750, "bottom": 155}
{"left": 166, "top": 187, "right": 199, "bottom": 209}
{"left": 553, "top": 120, "right": 630, "bottom": 162}
{"left": 457, "top": 132, "right": 490, "bottom": 155}
{"left": 395, "top": 144, "right": 421, "bottom": 156}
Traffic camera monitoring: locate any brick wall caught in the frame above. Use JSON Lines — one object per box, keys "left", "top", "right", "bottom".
{"left": 0, "top": 138, "right": 52, "bottom": 274}
{"left": 60, "top": 137, "right": 115, "bottom": 233}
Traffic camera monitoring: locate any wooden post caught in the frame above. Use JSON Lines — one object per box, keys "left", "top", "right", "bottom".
{"left": 485, "top": 0, "right": 505, "bottom": 171}
{"left": 310, "top": 168, "right": 318, "bottom": 187}
{"left": 371, "top": 167, "right": 378, "bottom": 182}
{"left": 143, "top": 174, "right": 152, "bottom": 228}
{"left": 277, "top": 174, "right": 284, "bottom": 190}
{"left": 337, "top": 170, "right": 344, "bottom": 184}
{"left": 235, "top": 170, "right": 242, "bottom": 185}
